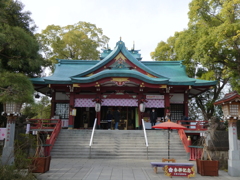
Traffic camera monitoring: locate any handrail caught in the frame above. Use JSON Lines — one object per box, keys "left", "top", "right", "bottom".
{"left": 28, "top": 119, "right": 59, "bottom": 130}
{"left": 89, "top": 118, "right": 97, "bottom": 159}
{"left": 177, "top": 120, "right": 209, "bottom": 131}
{"left": 28, "top": 119, "right": 61, "bottom": 156}
{"left": 142, "top": 118, "right": 149, "bottom": 159}
{"left": 89, "top": 118, "right": 97, "bottom": 147}
{"left": 178, "top": 129, "right": 190, "bottom": 153}
{"left": 45, "top": 119, "right": 61, "bottom": 156}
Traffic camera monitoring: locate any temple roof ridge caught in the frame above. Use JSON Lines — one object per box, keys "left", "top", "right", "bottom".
{"left": 70, "top": 40, "right": 168, "bottom": 79}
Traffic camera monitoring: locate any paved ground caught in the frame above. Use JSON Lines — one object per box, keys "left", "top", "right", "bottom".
{"left": 36, "top": 158, "right": 239, "bottom": 180}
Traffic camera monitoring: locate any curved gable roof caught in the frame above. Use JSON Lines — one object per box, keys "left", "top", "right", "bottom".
{"left": 71, "top": 40, "right": 168, "bottom": 79}
{"left": 31, "top": 40, "right": 217, "bottom": 88}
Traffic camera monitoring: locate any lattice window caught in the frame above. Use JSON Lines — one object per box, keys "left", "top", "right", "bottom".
{"left": 170, "top": 104, "right": 184, "bottom": 122}
{"left": 55, "top": 103, "right": 69, "bottom": 119}
{"left": 230, "top": 104, "right": 238, "bottom": 116}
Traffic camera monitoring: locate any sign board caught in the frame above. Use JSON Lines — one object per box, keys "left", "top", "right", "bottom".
{"left": 164, "top": 165, "right": 195, "bottom": 178}
{"left": 0, "top": 128, "right": 6, "bottom": 140}
{"left": 170, "top": 93, "right": 184, "bottom": 104}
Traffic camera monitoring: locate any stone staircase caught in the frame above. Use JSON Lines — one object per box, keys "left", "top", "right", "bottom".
{"left": 146, "top": 130, "right": 187, "bottom": 159}
{"left": 51, "top": 129, "right": 187, "bottom": 159}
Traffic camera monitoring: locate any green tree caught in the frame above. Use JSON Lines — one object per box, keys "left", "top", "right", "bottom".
{"left": 0, "top": 0, "right": 46, "bottom": 76}
{"left": 36, "top": 21, "right": 109, "bottom": 67}
{"left": 22, "top": 96, "right": 51, "bottom": 119}
{"left": 151, "top": 0, "right": 240, "bottom": 120}
{"left": 187, "top": 0, "right": 240, "bottom": 91}
{"left": 0, "top": 0, "right": 46, "bottom": 124}
{"left": 0, "top": 72, "right": 34, "bottom": 103}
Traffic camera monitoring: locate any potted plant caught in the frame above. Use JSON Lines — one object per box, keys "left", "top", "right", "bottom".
{"left": 196, "top": 140, "right": 219, "bottom": 176}
{"left": 196, "top": 131, "right": 219, "bottom": 176}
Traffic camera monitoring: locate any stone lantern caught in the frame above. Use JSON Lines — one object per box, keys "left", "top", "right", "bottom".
{"left": 214, "top": 91, "right": 240, "bottom": 177}
{"left": 1, "top": 102, "right": 22, "bottom": 165}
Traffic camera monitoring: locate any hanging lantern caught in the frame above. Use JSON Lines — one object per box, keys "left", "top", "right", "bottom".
{"left": 139, "top": 103, "right": 145, "bottom": 112}
{"left": 95, "top": 103, "right": 101, "bottom": 112}
{"left": 71, "top": 108, "right": 77, "bottom": 116}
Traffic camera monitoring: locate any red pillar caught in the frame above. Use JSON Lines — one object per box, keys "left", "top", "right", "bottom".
{"left": 164, "top": 93, "right": 170, "bottom": 114}
{"left": 97, "top": 111, "right": 101, "bottom": 128}
{"left": 68, "top": 92, "right": 75, "bottom": 129}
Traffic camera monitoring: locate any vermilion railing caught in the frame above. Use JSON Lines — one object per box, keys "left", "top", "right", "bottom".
{"left": 177, "top": 120, "right": 206, "bottom": 160}
{"left": 177, "top": 120, "right": 209, "bottom": 131}
{"left": 178, "top": 128, "right": 191, "bottom": 153}
{"left": 28, "top": 119, "right": 61, "bottom": 156}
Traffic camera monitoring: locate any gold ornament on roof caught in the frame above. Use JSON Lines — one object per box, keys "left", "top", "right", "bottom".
{"left": 86, "top": 73, "right": 94, "bottom": 77}
{"left": 147, "top": 73, "right": 156, "bottom": 78}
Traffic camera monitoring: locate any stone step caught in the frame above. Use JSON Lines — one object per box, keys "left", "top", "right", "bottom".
{"left": 51, "top": 129, "right": 187, "bottom": 159}
{"left": 51, "top": 154, "right": 187, "bottom": 159}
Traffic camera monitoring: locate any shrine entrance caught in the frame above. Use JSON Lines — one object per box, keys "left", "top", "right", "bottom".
{"left": 74, "top": 107, "right": 95, "bottom": 129}
{"left": 100, "top": 106, "right": 136, "bottom": 130}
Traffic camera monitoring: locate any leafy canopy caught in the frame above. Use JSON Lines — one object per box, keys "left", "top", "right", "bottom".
{"left": 36, "top": 21, "right": 109, "bottom": 67}
{"left": 0, "top": 72, "right": 34, "bottom": 103}
{"left": 151, "top": 0, "right": 240, "bottom": 119}
{"left": 0, "top": 0, "right": 46, "bottom": 77}
{"left": 0, "top": 0, "right": 45, "bottom": 104}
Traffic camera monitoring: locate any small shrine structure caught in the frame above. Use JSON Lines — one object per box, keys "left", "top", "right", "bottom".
{"left": 214, "top": 91, "right": 240, "bottom": 176}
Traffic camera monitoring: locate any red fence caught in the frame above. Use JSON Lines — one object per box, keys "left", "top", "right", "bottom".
{"left": 28, "top": 119, "right": 61, "bottom": 156}
{"left": 177, "top": 120, "right": 206, "bottom": 160}
{"left": 177, "top": 120, "right": 209, "bottom": 131}
{"left": 189, "top": 146, "right": 203, "bottom": 160}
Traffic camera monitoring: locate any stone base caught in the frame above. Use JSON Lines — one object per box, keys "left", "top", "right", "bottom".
{"left": 228, "top": 159, "right": 240, "bottom": 177}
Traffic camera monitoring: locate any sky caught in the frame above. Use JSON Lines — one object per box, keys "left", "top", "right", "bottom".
{"left": 20, "top": 0, "right": 192, "bottom": 61}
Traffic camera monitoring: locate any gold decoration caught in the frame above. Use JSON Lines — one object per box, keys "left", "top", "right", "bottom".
{"left": 73, "top": 84, "right": 80, "bottom": 87}
{"left": 188, "top": 167, "right": 195, "bottom": 178}
{"left": 111, "top": 78, "right": 129, "bottom": 82}
{"left": 164, "top": 166, "right": 172, "bottom": 177}
{"left": 95, "top": 82, "right": 100, "bottom": 87}
{"left": 114, "top": 53, "right": 127, "bottom": 62}
{"left": 86, "top": 73, "right": 94, "bottom": 77}
{"left": 147, "top": 73, "right": 156, "bottom": 78}
{"left": 159, "top": 85, "right": 167, "bottom": 88}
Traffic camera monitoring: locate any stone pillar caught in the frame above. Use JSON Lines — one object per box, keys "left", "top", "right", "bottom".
{"left": 1, "top": 115, "right": 16, "bottom": 165}
{"left": 228, "top": 118, "right": 240, "bottom": 176}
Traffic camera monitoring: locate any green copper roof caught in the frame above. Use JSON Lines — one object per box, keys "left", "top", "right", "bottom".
{"left": 31, "top": 40, "right": 217, "bottom": 87}
{"left": 100, "top": 42, "right": 142, "bottom": 60}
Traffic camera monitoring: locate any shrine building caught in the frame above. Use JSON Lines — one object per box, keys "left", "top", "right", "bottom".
{"left": 31, "top": 40, "right": 216, "bottom": 130}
